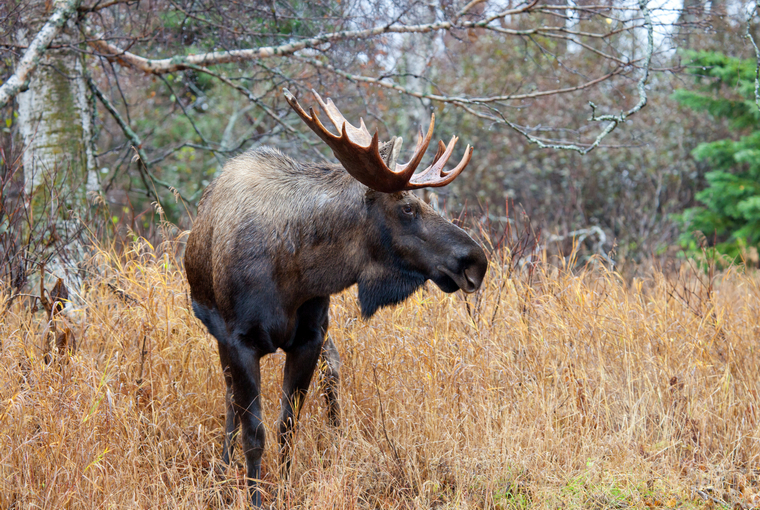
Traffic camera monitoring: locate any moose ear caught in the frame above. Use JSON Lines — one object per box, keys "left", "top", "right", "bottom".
{"left": 378, "top": 136, "right": 403, "bottom": 169}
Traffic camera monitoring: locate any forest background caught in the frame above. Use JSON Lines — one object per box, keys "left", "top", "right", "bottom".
{"left": 2, "top": 0, "right": 759, "bottom": 288}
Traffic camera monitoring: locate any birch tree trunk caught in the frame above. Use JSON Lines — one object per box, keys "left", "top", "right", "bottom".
{"left": 15, "top": 0, "right": 98, "bottom": 289}
{"left": 17, "top": 2, "right": 97, "bottom": 199}
{"left": 398, "top": 4, "right": 439, "bottom": 208}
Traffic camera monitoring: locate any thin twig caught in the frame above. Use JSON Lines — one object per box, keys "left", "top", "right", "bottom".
{"left": 157, "top": 75, "right": 223, "bottom": 167}
{"left": 293, "top": 54, "right": 627, "bottom": 105}
{"left": 185, "top": 65, "right": 330, "bottom": 161}
{"left": 495, "top": 0, "right": 654, "bottom": 154}
{"left": 185, "top": 65, "right": 296, "bottom": 135}
{"left": 146, "top": 134, "right": 268, "bottom": 166}
{"left": 748, "top": 0, "right": 760, "bottom": 111}
{"left": 78, "top": 0, "right": 136, "bottom": 12}
{"left": 84, "top": 73, "right": 193, "bottom": 204}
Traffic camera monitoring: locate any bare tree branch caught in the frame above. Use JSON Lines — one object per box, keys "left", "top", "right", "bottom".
{"left": 156, "top": 74, "right": 223, "bottom": 166}
{"left": 84, "top": 1, "right": 540, "bottom": 75}
{"left": 84, "top": 73, "right": 193, "bottom": 203}
{"left": 541, "top": 3, "right": 641, "bottom": 9}
{"left": 78, "top": 0, "right": 137, "bottom": 13}
{"left": 293, "top": 54, "right": 626, "bottom": 104}
{"left": 497, "top": 0, "right": 654, "bottom": 154}
{"left": 185, "top": 65, "right": 297, "bottom": 135}
{"left": 748, "top": 0, "right": 760, "bottom": 111}
{"left": 485, "top": 25, "right": 632, "bottom": 65}
{"left": 147, "top": 134, "right": 269, "bottom": 166}
{"left": 454, "top": 0, "right": 488, "bottom": 21}
{"left": 484, "top": 23, "right": 637, "bottom": 40}
{"left": 0, "top": 0, "right": 83, "bottom": 109}
{"left": 183, "top": 64, "right": 331, "bottom": 161}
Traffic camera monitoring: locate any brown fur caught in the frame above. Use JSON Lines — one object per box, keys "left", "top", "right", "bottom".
{"left": 186, "top": 148, "right": 366, "bottom": 321}
{"left": 184, "top": 146, "right": 488, "bottom": 507}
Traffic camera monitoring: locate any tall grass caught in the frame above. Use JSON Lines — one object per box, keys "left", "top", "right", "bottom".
{"left": 2, "top": 236, "right": 759, "bottom": 509}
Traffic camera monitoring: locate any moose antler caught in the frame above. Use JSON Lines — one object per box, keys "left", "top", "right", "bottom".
{"left": 284, "top": 89, "right": 473, "bottom": 193}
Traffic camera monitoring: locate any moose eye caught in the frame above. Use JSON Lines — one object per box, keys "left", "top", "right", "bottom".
{"left": 401, "top": 204, "right": 415, "bottom": 217}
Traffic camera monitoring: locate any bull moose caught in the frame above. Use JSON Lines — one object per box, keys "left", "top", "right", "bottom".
{"left": 184, "top": 89, "right": 488, "bottom": 506}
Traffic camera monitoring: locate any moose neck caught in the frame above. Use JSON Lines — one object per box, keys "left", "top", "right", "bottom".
{"left": 284, "top": 172, "right": 370, "bottom": 301}
{"left": 283, "top": 176, "right": 425, "bottom": 318}
{"left": 355, "top": 191, "right": 426, "bottom": 318}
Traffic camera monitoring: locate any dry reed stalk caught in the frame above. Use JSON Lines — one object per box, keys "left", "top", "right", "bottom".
{"left": 1, "top": 238, "right": 759, "bottom": 508}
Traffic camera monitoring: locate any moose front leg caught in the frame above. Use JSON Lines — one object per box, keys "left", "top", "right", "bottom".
{"left": 278, "top": 297, "right": 329, "bottom": 475}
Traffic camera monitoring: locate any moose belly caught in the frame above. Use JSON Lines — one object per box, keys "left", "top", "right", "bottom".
{"left": 230, "top": 295, "right": 328, "bottom": 354}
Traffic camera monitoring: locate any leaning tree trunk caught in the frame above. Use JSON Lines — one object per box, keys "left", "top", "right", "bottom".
{"left": 17, "top": 5, "right": 96, "bottom": 197}
{"left": 15, "top": 0, "right": 98, "bottom": 290}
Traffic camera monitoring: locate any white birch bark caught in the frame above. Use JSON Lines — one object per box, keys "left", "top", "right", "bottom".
{"left": 17, "top": 17, "right": 96, "bottom": 195}
{"left": 0, "top": 0, "right": 81, "bottom": 109}
{"left": 15, "top": 1, "right": 98, "bottom": 293}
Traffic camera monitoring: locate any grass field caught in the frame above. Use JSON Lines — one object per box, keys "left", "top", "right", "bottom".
{"left": 2, "top": 236, "right": 760, "bottom": 509}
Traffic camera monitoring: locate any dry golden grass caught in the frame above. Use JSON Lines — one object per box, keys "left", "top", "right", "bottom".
{"left": 2, "top": 237, "right": 760, "bottom": 509}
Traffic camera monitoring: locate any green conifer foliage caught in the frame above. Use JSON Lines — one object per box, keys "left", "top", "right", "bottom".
{"left": 673, "top": 51, "right": 760, "bottom": 259}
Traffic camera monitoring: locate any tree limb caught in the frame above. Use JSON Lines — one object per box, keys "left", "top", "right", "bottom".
{"left": 498, "top": 0, "right": 654, "bottom": 155}
{"left": 0, "top": 0, "right": 83, "bottom": 109}
{"left": 484, "top": 23, "right": 637, "bottom": 40}
{"left": 78, "top": 0, "right": 136, "bottom": 13}
{"left": 293, "top": 54, "right": 626, "bottom": 104}
{"left": 84, "top": 73, "right": 193, "bottom": 204}
{"left": 84, "top": 1, "right": 539, "bottom": 75}
{"left": 748, "top": 0, "right": 760, "bottom": 111}
{"left": 454, "top": 0, "right": 487, "bottom": 21}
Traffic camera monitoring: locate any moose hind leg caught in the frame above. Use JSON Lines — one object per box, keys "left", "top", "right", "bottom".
{"left": 222, "top": 380, "right": 240, "bottom": 465}
{"left": 217, "top": 343, "right": 240, "bottom": 465}
{"left": 278, "top": 297, "right": 329, "bottom": 475}
{"left": 226, "top": 338, "right": 265, "bottom": 507}
{"left": 320, "top": 335, "right": 341, "bottom": 428}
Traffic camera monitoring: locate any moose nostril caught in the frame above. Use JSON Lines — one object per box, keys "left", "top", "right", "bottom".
{"left": 460, "top": 247, "right": 487, "bottom": 286}
{"left": 464, "top": 266, "right": 476, "bottom": 286}
{"left": 463, "top": 265, "right": 482, "bottom": 290}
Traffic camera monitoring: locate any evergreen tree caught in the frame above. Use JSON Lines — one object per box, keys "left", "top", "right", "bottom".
{"left": 673, "top": 51, "right": 760, "bottom": 259}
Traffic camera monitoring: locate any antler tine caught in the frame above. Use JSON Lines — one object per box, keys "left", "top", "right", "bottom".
{"left": 432, "top": 140, "right": 447, "bottom": 164}
{"left": 407, "top": 139, "right": 448, "bottom": 182}
{"left": 284, "top": 88, "right": 468, "bottom": 193}
{"left": 283, "top": 88, "right": 331, "bottom": 142}
{"left": 394, "top": 114, "right": 435, "bottom": 175}
{"left": 405, "top": 136, "right": 474, "bottom": 190}
{"left": 312, "top": 90, "right": 373, "bottom": 146}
